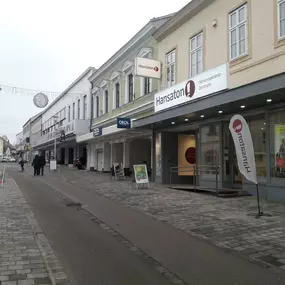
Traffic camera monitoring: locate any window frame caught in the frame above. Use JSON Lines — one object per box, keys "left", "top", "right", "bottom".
{"left": 77, "top": 99, "right": 80, "bottom": 119}
{"left": 128, "top": 74, "right": 134, "bottom": 102}
{"left": 278, "top": 0, "right": 285, "bottom": 40}
{"left": 115, "top": 82, "right": 120, "bottom": 109}
{"left": 96, "top": 95, "right": 99, "bottom": 117}
{"left": 83, "top": 95, "right": 87, "bottom": 120}
{"left": 229, "top": 3, "right": 248, "bottom": 61}
{"left": 104, "top": 89, "right": 108, "bottom": 113}
{"left": 72, "top": 102, "right": 75, "bottom": 120}
{"left": 166, "top": 49, "right": 176, "bottom": 88}
{"left": 190, "top": 32, "right": 203, "bottom": 78}
{"left": 144, "top": 77, "right": 151, "bottom": 95}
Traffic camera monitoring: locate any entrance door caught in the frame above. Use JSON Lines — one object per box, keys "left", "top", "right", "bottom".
{"left": 61, "top": 148, "right": 65, "bottom": 164}
{"left": 222, "top": 122, "right": 243, "bottom": 189}
{"left": 68, "top": 148, "right": 74, "bottom": 164}
{"left": 97, "top": 149, "right": 103, "bottom": 171}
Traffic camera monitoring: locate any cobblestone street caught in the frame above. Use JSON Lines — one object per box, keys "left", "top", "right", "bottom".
{"left": 0, "top": 172, "right": 70, "bottom": 285}
{"left": 57, "top": 168, "right": 285, "bottom": 271}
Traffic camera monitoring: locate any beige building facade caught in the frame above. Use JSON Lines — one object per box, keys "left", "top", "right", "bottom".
{"left": 133, "top": 0, "right": 285, "bottom": 202}
{"left": 155, "top": 0, "right": 285, "bottom": 90}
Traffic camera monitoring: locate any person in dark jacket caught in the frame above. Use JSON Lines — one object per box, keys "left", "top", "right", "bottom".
{"left": 39, "top": 155, "right": 46, "bottom": 176}
{"left": 32, "top": 155, "right": 40, "bottom": 176}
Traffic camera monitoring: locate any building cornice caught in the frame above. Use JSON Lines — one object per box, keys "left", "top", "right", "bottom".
{"left": 89, "top": 24, "right": 154, "bottom": 82}
{"left": 153, "top": 0, "right": 215, "bottom": 42}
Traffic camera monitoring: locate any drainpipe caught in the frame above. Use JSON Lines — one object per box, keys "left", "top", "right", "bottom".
{"left": 89, "top": 81, "right": 93, "bottom": 132}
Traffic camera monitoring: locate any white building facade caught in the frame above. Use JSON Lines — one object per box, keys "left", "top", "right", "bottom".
{"left": 33, "top": 67, "right": 95, "bottom": 165}
{"left": 77, "top": 15, "right": 173, "bottom": 175}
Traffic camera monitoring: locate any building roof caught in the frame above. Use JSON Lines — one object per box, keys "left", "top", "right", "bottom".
{"left": 89, "top": 13, "right": 175, "bottom": 82}
{"left": 153, "top": 0, "right": 215, "bottom": 41}
{"left": 42, "top": 66, "right": 96, "bottom": 114}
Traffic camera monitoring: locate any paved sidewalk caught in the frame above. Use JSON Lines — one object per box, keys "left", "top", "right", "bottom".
{"left": 55, "top": 168, "right": 285, "bottom": 272}
{"left": 0, "top": 172, "right": 70, "bottom": 285}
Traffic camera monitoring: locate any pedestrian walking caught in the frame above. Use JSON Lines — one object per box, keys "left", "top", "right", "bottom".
{"left": 39, "top": 154, "right": 46, "bottom": 176}
{"left": 18, "top": 153, "right": 24, "bottom": 172}
{"left": 32, "top": 155, "right": 40, "bottom": 176}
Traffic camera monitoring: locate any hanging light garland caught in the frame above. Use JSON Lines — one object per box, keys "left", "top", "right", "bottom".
{"left": 0, "top": 84, "right": 86, "bottom": 108}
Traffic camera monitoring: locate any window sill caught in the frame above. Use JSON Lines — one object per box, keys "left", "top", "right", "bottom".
{"left": 275, "top": 36, "right": 285, "bottom": 49}
{"left": 229, "top": 53, "right": 252, "bottom": 67}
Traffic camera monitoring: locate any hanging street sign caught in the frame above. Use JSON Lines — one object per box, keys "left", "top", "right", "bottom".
{"left": 117, "top": 118, "right": 131, "bottom": 129}
{"left": 93, "top": 127, "right": 102, "bottom": 137}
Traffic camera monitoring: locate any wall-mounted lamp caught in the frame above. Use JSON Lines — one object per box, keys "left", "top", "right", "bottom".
{"left": 212, "top": 19, "right": 218, "bottom": 27}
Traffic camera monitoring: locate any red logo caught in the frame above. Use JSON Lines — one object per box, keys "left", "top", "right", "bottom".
{"left": 185, "top": 80, "right": 195, "bottom": 98}
{"left": 277, "top": 158, "right": 285, "bottom": 168}
{"left": 233, "top": 119, "right": 243, "bottom": 133}
{"left": 185, "top": 147, "right": 196, "bottom": 164}
{"left": 154, "top": 66, "right": 159, "bottom": 72}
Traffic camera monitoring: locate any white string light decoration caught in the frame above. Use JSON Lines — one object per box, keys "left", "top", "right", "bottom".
{"left": 0, "top": 84, "right": 86, "bottom": 108}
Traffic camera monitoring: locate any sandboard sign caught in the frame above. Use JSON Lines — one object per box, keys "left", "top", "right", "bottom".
{"left": 133, "top": 164, "right": 150, "bottom": 189}
{"left": 229, "top": 115, "right": 270, "bottom": 218}
{"left": 50, "top": 159, "right": 57, "bottom": 171}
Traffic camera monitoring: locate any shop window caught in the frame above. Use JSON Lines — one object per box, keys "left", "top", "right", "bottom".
{"left": 190, "top": 32, "right": 203, "bottom": 77}
{"left": 229, "top": 4, "right": 248, "bottom": 60}
{"left": 278, "top": 0, "right": 285, "bottom": 40}
{"left": 166, "top": 49, "right": 176, "bottom": 87}
{"left": 270, "top": 111, "right": 285, "bottom": 183}
{"left": 200, "top": 124, "right": 220, "bottom": 174}
{"left": 248, "top": 118, "right": 266, "bottom": 182}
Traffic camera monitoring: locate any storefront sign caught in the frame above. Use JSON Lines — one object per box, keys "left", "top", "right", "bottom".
{"left": 93, "top": 127, "right": 102, "bottom": 137}
{"left": 154, "top": 63, "right": 228, "bottom": 112}
{"left": 117, "top": 118, "right": 131, "bottom": 129}
{"left": 133, "top": 164, "right": 149, "bottom": 184}
{"left": 229, "top": 115, "right": 257, "bottom": 184}
{"left": 134, "top": 57, "right": 161, "bottom": 79}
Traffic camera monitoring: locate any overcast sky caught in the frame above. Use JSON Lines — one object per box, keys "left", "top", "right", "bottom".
{"left": 0, "top": 0, "right": 190, "bottom": 143}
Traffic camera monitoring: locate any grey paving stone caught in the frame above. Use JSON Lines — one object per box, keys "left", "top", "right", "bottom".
{"left": 0, "top": 176, "right": 71, "bottom": 285}
{"left": 59, "top": 169, "right": 285, "bottom": 271}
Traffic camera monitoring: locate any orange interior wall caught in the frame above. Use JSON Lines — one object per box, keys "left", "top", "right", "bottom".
{"left": 178, "top": 134, "right": 196, "bottom": 176}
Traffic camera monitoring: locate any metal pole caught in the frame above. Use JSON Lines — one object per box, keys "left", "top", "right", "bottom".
{"left": 256, "top": 183, "right": 261, "bottom": 216}
{"left": 54, "top": 135, "right": 57, "bottom": 171}
{"left": 216, "top": 166, "right": 219, "bottom": 194}
{"left": 194, "top": 165, "right": 196, "bottom": 192}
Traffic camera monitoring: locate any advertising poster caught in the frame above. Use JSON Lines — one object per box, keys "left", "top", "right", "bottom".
{"left": 275, "top": 124, "right": 285, "bottom": 176}
{"left": 155, "top": 133, "right": 161, "bottom": 177}
{"left": 133, "top": 164, "right": 149, "bottom": 184}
